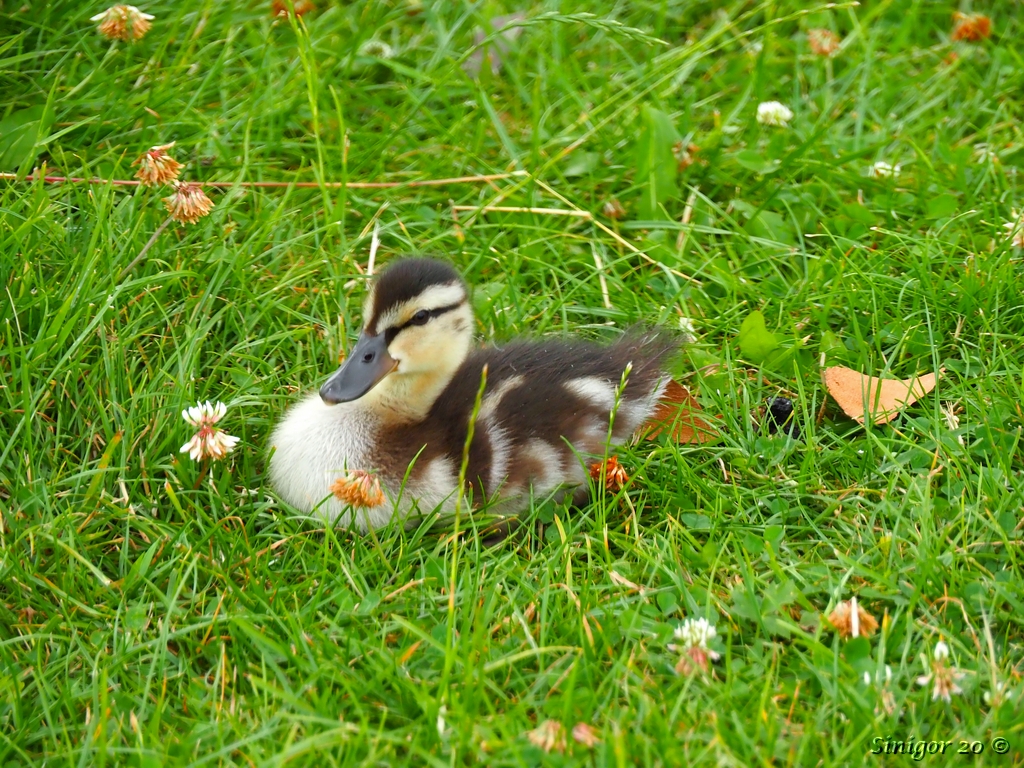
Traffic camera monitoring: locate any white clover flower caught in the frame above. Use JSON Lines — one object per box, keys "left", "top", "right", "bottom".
{"left": 163, "top": 181, "right": 214, "bottom": 225}
{"left": 91, "top": 5, "right": 154, "bottom": 41}
{"left": 940, "top": 402, "right": 964, "bottom": 445}
{"left": 358, "top": 39, "right": 394, "bottom": 59}
{"left": 133, "top": 142, "right": 181, "bottom": 186}
{"left": 673, "top": 617, "right": 717, "bottom": 650}
{"left": 808, "top": 28, "right": 840, "bottom": 57}
{"left": 180, "top": 400, "right": 240, "bottom": 461}
{"left": 916, "top": 640, "right": 964, "bottom": 702}
{"left": 1002, "top": 209, "right": 1024, "bottom": 247}
{"left": 863, "top": 666, "right": 893, "bottom": 686}
{"left": 940, "top": 402, "right": 960, "bottom": 431}
{"left": 670, "top": 617, "right": 720, "bottom": 675}
{"left": 756, "top": 101, "right": 793, "bottom": 127}
{"left": 436, "top": 704, "right": 446, "bottom": 738}
{"left": 827, "top": 597, "right": 878, "bottom": 639}
{"left": 984, "top": 681, "right": 1014, "bottom": 706}
{"left": 870, "top": 161, "right": 901, "bottom": 179}
{"left": 678, "top": 316, "right": 696, "bottom": 342}
{"left": 864, "top": 665, "right": 898, "bottom": 716}
{"left": 973, "top": 143, "right": 999, "bottom": 165}
{"left": 526, "top": 720, "right": 566, "bottom": 754}
{"left": 330, "top": 469, "right": 386, "bottom": 508}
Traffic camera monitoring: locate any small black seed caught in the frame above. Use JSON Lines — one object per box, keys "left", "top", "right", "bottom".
{"left": 767, "top": 397, "right": 801, "bottom": 438}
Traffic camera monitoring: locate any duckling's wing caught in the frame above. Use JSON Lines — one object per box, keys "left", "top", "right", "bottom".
{"left": 430, "top": 332, "right": 675, "bottom": 498}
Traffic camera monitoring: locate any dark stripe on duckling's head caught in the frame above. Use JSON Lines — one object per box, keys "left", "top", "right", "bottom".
{"left": 366, "top": 258, "right": 466, "bottom": 334}
{"left": 383, "top": 301, "right": 464, "bottom": 345}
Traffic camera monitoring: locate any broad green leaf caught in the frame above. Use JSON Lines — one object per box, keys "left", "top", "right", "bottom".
{"left": 831, "top": 216, "right": 868, "bottom": 240}
{"left": 733, "top": 149, "right": 779, "bottom": 175}
{"left": 764, "top": 525, "right": 784, "bottom": 551}
{"left": 656, "top": 591, "right": 678, "bottom": 615}
{"left": 686, "top": 347, "right": 723, "bottom": 369}
{"left": 471, "top": 280, "right": 506, "bottom": 318}
{"left": 763, "top": 579, "right": 799, "bottom": 611}
{"left": 731, "top": 200, "right": 793, "bottom": 243}
{"left": 843, "top": 636, "right": 871, "bottom": 662}
{"left": 742, "top": 532, "right": 765, "bottom": 555}
{"left": 124, "top": 538, "right": 162, "bottom": 592}
{"left": 124, "top": 602, "right": 152, "bottom": 633}
{"left": 746, "top": 210, "right": 794, "bottom": 245}
{"left": 356, "top": 591, "right": 381, "bottom": 615}
{"left": 926, "top": 193, "right": 958, "bottom": 219}
{"left": 819, "top": 329, "right": 843, "bottom": 361}
{"left": 680, "top": 513, "right": 711, "bottom": 530}
{"left": 563, "top": 150, "right": 598, "bottom": 177}
{"left": 738, "top": 310, "right": 779, "bottom": 363}
{"left": 635, "top": 105, "right": 680, "bottom": 219}
{"left": 0, "top": 104, "right": 55, "bottom": 170}
{"left": 841, "top": 202, "right": 876, "bottom": 226}
{"left": 729, "top": 588, "right": 761, "bottom": 621}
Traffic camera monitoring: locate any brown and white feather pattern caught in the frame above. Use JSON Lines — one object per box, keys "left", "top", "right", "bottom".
{"left": 377, "top": 333, "right": 672, "bottom": 506}
{"left": 268, "top": 257, "right": 675, "bottom": 531}
{"left": 270, "top": 334, "right": 671, "bottom": 528}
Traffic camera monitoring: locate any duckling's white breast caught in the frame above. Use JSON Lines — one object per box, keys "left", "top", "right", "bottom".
{"left": 268, "top": 393, "right": 379, "bottom": 519}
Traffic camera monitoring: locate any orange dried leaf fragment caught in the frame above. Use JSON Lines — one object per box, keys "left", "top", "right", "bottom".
{"left": 674, "top": 645, "right": 715, "bottom": 675}
{"left": 133, "top": 142, "right": 182, "bottom": 186}
{"left": 822, "top": 366, "right": 938, "bottom": 425}
{"left": 589, "top": 456, "right": 629, "bottom": 493}
{"left": 330, "top": 470, "right": 386, "bottom": 507}
{"left": 640, "top": 379, "right": 718, "bottom": 443}
{"left": 571, "top": 723, "right": 601, "bottom": 748}
{"left": 163, "top": 181, "right": 214, "bottom": 224}
{"left": 951, "top": 12, "right": 991, "bottom": 42}
{"left": 674, "top": 141, "right": 701, "bottom": 170}
{"left": 91, "top": 5, "right": 154, "bottom": 42}
{"left": 808, "top": 28, "right": 840, "bottom": 56}
{"left": 272, "top": 0, "right": 315, "bottom": 17}
{"left": 601, "top": 198, "right": 626, "bottom": 219}
{"left": 827, "top": 598, "right": 879, "bottom": 639}
{"left": 526, "top": 720, "right": 566, "bottom": 754}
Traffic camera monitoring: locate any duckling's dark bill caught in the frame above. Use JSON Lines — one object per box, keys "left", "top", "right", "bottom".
{"left": 319, "top": 332, "right": 397, "bottom": 404}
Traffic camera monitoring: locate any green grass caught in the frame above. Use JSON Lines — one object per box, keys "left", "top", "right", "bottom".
{"left": 2, "top": 1, "right": 1023, "bottom": 765}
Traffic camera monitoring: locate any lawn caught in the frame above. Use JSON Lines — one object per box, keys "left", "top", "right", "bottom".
{"left": 2, "top": 1, "right": 1023, "bottom": 765}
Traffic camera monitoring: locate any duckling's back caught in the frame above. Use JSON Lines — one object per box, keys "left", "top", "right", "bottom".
{"left": 385, "top": 331, "right": 675, "bottom": 505}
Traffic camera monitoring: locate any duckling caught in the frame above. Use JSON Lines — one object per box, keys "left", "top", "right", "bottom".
{"left": 268, "top": 257, "right": 675, "bottom": 531}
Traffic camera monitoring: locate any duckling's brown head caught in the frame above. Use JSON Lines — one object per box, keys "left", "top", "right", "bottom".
{"left": 320, "top": 258, "right": 474, "bottom": 412}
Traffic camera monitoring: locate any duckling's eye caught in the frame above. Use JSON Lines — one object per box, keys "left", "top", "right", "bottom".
{"left": 410, "top": 309, "right": 431, "bottom": 326}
